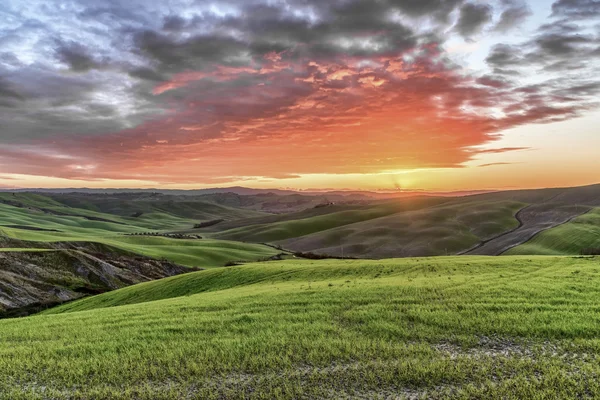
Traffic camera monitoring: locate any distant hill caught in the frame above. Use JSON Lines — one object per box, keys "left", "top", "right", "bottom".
{"left": 193, "top": 184, "right": 600, "bottom": 258}
{"left": 0, "top": 186, "right": 490, "bottom": 199}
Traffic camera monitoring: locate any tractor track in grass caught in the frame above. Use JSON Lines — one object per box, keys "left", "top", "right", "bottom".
{"left": 457, "top": 204, "right": 533, "bottom": 256}
{"left": 498, "top": 207, "right": 594, "bottom": 255}
{"left": 460, "top": 189, "right": 593, "bottom": 256}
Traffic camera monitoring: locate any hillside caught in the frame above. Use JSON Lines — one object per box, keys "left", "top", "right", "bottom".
{"left": 197, "top": 184, "right": 600, "bottom": 258}
{"left": 0, "top": 256, "right": 598, "bottom": 398}
{"left": 2, "top": 186, "right": 600, "bottom": 263}
{"left": 0, "top": 247, "right": 189, "bottom": 318}
{"left": 507, "top": 208, "right": 600, "bottom": 255}
{"left": 42, "top": 191, "right": 374, "bottom": 215}
{"left": 211, "top": 197, "right": 450, "bottom": 243}
{"left": 278, "top": 199, "right": 524, "bottom": 257}
{"left": 0, "top": 193, "right": 285, "bottom": 315}
{"left": 0, "top": 194, "right": 283, "bottom": 269}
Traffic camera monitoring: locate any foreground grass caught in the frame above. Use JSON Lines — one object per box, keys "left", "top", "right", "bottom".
{"left": 2, "top": 256, "right": 600, "bottom": 399}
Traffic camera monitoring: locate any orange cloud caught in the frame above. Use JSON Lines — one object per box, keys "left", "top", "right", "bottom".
{"left": 0, "top": 44, "right": 585, "bottom": 185}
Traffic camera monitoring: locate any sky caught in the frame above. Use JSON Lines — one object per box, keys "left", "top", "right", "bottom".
{"left": 0, "top": 0, "right": 599, "bottom": 192}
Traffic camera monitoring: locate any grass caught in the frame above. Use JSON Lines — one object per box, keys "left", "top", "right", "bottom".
{"left": 280, "top": 200, "right": 525, "bottom": 258}
{"left": 508, "top": 208, "right": 600, "bottom": 255}
{"left": 0, "top": 200, "right": 282, "bottom": 268}
{"left": 97, "top": 236, "right": 283, "bottom": 268}
{"left": 211, "top": 198, "right": 448, "bottom": 242}
{"left": 45, "top": 194, "right": 267, "bottom": 221}
{"left": 0, "top": 227, "right": 281, "bottom": 268}
{"left": 0, "top": 248, "right": 51, "bottom": 252}
{"left": 0, "top": 256, "right": 598, "bottom": 398}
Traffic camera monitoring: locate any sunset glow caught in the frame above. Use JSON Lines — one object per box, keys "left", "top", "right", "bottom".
{"left": 1, "top": 0, "right": 599, "bottom": 191}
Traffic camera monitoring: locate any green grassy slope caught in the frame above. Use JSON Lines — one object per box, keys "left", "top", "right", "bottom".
{"left": 1, "top": 256, "right": 600, "bottom": 398}
{"left": 177, "top": 202, "right": 397, "bottom": 234}
{"left": 97, "top": 236, "right": 282, "bottom": 267}
{"left": 46, "top": 194, "right": 267, "bottom": 220}
{"left": 507, "top": 208, "right": 600, "bottom": 255}
{"left": 211, "top": 198, "right": 449, "bottom": 243}
{"left": 0, "top": 192, "right": 67, "bottom": 208}
{"left": 281, "top": 200, "right": 525, "bottom": 257}
{"left": 0, "top": 226, "right": 280, "bottom": 268}
{"left": 1, "top": 191, "right": 269, "bottom": 232}
{"left": 0, "top": 196, "right": 282, "bottom": 268}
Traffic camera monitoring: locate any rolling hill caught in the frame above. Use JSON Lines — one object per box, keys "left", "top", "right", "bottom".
{"left": 0, "top": 246, "right": 189, "bottom": 318}
{"left": 0, "top": 256, "right": 598, "bottom": 398}
{"left": 507, "top": 208, "right": 600, "bottom": 255}
{"left": 1, "top": 184, "right": 600, "bottom": 320}
{"left": 200, "top": 184, "right": 600, "bottom": 258}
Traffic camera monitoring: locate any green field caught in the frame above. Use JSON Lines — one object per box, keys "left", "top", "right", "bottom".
{"left": 0, "top": 198, "right": 281, "bottom": 268}
{"left": 2, "top": 189, "right": 600, "bottom": 398}
{"left": 0, "top": 256, "right": 598, "bottom": 398}
{"left": 210, "top": 198, "right": 449, "bottom": 243}
{"left": 279, "top": 199, "right": 525, "bottom": 257}
{"left": 508, "top": 209, "right": 600, "bottom": 255}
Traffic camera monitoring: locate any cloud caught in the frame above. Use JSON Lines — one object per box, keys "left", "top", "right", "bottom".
{"left": 0, "top": 77, "right": 24, "bottom": 105}
{"left": 551, "top": 0, "right": 600, "bottom": 19}
{"left": 473, "top": 147, "right": 531, "bottom": 154}
{"left": 494, "top": 0, "right": 532, "bottom": 33}
{"left": 0, "top": 0, "right": 599, "bottom": 185}
{"left": 478, "top": 162, "right": 519, "bottom": 167}
{"left": 455, "top": 3, "right": 494, "bottom": 38}
{"left": 55, "top": 41, "right": 106, "bottom": 72}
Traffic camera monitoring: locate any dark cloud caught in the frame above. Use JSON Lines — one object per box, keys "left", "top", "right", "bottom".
{"left": 494, "top": 0, "right": 532, "bottom": 32}
{"left": 0, "top": 77, "right": 24, "bottom": 100}
{"left": 55, "top": 41, "right": 105, "bottom": 72}
{"left": 476, "top": 75, "right": 511, "bottom": 88}
{"left": 551, "top": 0, "right": 600, "bottom": 19}
{"left": 0, "top": 0, "right": 599, "bottom": 183}
{"left": 487, "top": 20, "right": 600, "bottom": 72}
{"left": 127, "top": 67, "right": 166, "bottom": 82}
{"left": 554, "top": 81, "right": 600, "bottom": 96}
{"left": 162, "top": 15, "right": 187, "bottom": 32}
{"left": 535, "top": 25, "right": 596, "bottom": 56}
{"left": 486, "top": 44, "right": 523, "bottom": 67}
{"left": 455, "top": 3, "right": 493, "bottom": 38}
{"left": 0, "top": 52, "right": 22, "bottom": 68}
{"left": 390, "top": 0, "right": 465, "bottom": 22}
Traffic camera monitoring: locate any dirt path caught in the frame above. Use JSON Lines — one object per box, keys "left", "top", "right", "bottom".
{"left": 498, "top": 207, "right": 594, "bottom": 255}
{"left": 463, "top": 204, "right": 592, "bottom": 256}
{"left": 457, "top": 205, "right": 533, "bottom": 255}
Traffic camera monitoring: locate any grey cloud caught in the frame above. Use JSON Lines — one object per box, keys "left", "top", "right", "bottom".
{"left": 390, "top": 0, "right": 464, "bottom": 21}
{"left": 127, "top": 67, "right": 166, "bottom": 82}
{"left": 55, "top": 41, "right": 106, "bottom": 72}
{"left": 2, "top": 0, "right": 599, "bottom": 180}
{"left": 536, "top": 31, "right": 596, "bottom": 57}
{"left": 0, "top": 77, "right": 24, "bottom": 100}
{"left": 486, "top": 21, "right": 599, "bottom": 70}
{"left": 455, "top": 2, "right": 494, "bottom": 38}
{"left": 486, "top": 44, "right": 523, "bottom": 67}
{"left": 494, "top": 0, "right": 532, "bottom": 32}
{"left": 482, "top": 6, "right": 600, "bottom": 128}
{"left": 476, "top": 75, "right": 511, "bottom": 88}
{"left": 132, "top": 30, "right": 249, "bottom": 72}
{"left": 162, "top": 15, "right": 186, "bottom": 31}
{"left": 126, "top": 0, "right": 425, "bottom": 76}
{"left": 0, "top": 52, "right": 22, "bottom": 68}
{"left": 554, "top": 81, "right": 600, "bottom": 96}
{"left": 552, "top": 0, "right": 600, "bottom": 19}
